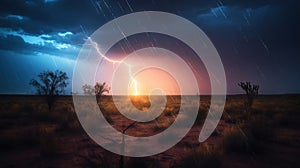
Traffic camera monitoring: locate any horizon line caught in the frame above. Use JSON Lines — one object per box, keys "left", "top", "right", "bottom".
{"left": 0, "top": 93, "right": 300, "bottom": 96}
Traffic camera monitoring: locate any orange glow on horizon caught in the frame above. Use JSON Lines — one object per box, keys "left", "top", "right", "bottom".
{"left": 128, "top": 68, "right": 180, "bottom": 96}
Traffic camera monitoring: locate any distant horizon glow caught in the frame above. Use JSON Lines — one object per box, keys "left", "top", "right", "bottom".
{"left": 101, "top": 47, "right": 201, "bottom": 96}
{"left": 128, "top": 68, "right": 180, "bottom": 96}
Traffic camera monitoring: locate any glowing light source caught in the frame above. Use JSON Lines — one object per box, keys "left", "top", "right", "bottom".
{"left": 127, "top": 67, "right": 180, "bottom": 96}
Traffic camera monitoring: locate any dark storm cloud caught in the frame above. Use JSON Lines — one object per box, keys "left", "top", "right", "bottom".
{"left": 0, "top": 0, "right": 106, "bottom": 60}
{"left": 1, "top": 0, "right": 296, "bottom": 44}
{"left": 1, "top": 0, "right": 298, "bottom": 35}
{"left": 0, "top": 1, "right": 93, "bottom": 58}
{"left": 0, "top": 34, "right": 26, "bottom": 51}
{"left": 0, "top": 0, "right": 299, "bottom": 94}
{"left": 105, "top": 0, "right": 271, "bottom": 17}
{"left": 0, "top": 33, "right": 78, "bottom": 57}
{"left": 0, "top": 0, "right": 103, "bottom": 35}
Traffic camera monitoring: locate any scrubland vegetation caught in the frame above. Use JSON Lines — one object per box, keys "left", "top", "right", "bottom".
{"left": 0, "top": 94, "right": 300, "bottom": 167}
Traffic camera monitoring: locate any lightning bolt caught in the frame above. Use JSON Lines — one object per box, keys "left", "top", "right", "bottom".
{"left": 87, "top": 37, "right": 139, "bottom": 95}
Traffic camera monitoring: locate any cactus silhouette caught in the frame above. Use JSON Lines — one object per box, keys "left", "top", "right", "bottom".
{"left": 238, "top": 82, "right": 259, "bottom": 119}
{"left": 94, "top": 82, "right": 110, "bottom": 101}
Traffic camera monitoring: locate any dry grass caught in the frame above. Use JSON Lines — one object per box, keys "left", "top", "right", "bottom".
{"left": 221, "top": 126, "right": 251, "bottom": 153}
{"left": 38, "top": 125, "right": 63, "bottom": 157}
{"left": 0, "top": 95, "right": 300, "bottom": 167}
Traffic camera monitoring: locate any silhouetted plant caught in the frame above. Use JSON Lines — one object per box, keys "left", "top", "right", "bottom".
{"left": 82, "top": 84, "right": 95, "bottom": 95}
{"left": 238, "top": 82, "right": 259, "bottom": 118}
{"left": 29, "top": 70, "right": 68, "bottom": 110}
{"left": 94, "top": 82, "right": 110, "bottom": 101}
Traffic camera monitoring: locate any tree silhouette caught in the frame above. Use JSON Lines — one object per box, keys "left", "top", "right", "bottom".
{"left": 94, "top": 82, "right": 110, "bottom": 101}
{"left": 238, "top": 82, "right": 259, "bottom": 118}
{"left": 29, "top": 70, "right": 69, "bottom": 110}
{"left": 82, "top": 84, "right": 95, "bottom": 95}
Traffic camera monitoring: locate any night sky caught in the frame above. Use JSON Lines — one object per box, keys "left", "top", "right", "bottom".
{"left": 0, "top": 0, "right": 299, "bottom": 94}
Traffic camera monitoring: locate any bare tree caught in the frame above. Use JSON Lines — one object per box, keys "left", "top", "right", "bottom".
{"left": 29, "top": 70, "right": 69, "bottom": 110}
{"left": 82, "top": 84, "right": 95, "bottom": 95}
{"left": 94, "top": 82, "right": 110, "bottom": 101}
{"left": 238, "top": 82, "right": 259, "bottom": 118}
